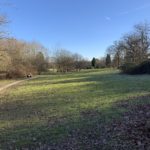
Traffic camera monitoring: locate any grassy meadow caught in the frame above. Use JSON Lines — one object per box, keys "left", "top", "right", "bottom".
{"left": 0, "top": 69, "right": 150, "bottom": 149}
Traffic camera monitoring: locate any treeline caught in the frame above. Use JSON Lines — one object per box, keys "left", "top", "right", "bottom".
{"left": 53, "top": 22, "right": 150, "bottom": 74}
{"left": 52, "top": 49, "right": 91, "bottom": 72}
{"left": 91, "top": 54, "right": 111, "bottom": 69}
{"left": 53, "top": 50, "right": 112, "bottom": 72}
{"left": 1, "top": 13, "right": 150, "bottom": 77}
{"left": 0, "top": 15, "right": 92, "bottom": 78}
{"left": 0, "top": 38, "right": 49, "bottom": 78}
{"left": 106, "top": 22, "right": 150, "bottom": 74}
{"left": 0, "top": 15, "right": 49, "bottom": 78}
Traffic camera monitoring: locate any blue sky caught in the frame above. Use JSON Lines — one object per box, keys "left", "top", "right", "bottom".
{"left": 0, "top": 0, "right": 150, "bottom": 59}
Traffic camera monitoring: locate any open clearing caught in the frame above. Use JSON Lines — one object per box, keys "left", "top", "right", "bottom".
{"left": 0, "top": 69, "right": 150, "bottom": 149}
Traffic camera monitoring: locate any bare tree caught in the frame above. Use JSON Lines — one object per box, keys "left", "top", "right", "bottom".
{"left": 106, "top": 22, "right": 150, "bottom": 67}
{"left": 34, "top": 52, "right": 48, "bottom": 74}
{"left": 73, "top": 53, "right": 84, "bottom": 71}
{"left": 0, "top": 15, "right": 8, "bottom": 39}
{"left": 134, "top": 22, "right": 150, "bottom": 61}
{"left": 107, "top": 41, "right": 125, "bottom": 68}
{"left": 54, "top": 49, "right": 88, "bottom": 72}
{"left": 0, "top": 15, "right": 9, "bottom": 78}
{"left": 54, "top": 49, "right": 75, "bottom": 72}
{"left": 0, "top": 38, "right": 49, "bottom": 78}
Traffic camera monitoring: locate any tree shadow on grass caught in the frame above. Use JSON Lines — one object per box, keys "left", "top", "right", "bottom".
{"left": 0, "top": 94, "right": 150, "bottom": 149}
{"left": 21, "top": 71, "right": 150, "bottom": 98}
{"left": 1, "top": 72, "right": 149, "bottom": 122}
{"left": 1, "top": 70, "right": 150, "bottom": 149}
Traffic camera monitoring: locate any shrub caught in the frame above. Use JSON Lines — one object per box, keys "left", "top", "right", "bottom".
{"left": 0, "top": 72, "right": 7, "bottom": 79}
{"left": 120, "top": 63, "right": 136, "bottom": 74}
{"left": 120, "top": 60, "right": 150, "bottom": 75}
{"left": 136, "top": 61, "right": 150, "bottom": 74}
{"left": 6, "top": 66, "right": 26, "bottom": 78}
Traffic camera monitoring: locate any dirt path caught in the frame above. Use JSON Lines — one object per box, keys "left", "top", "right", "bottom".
{"left": 0, "top": 77, "right": 38, "bottom": 93}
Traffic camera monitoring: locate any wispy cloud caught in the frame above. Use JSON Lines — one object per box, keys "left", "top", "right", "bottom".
{"left": 118, "top": 3, "right": 150, "bottom": 16}
{"left": 105, "top": 16, "right": 111, "bottom": 21}
{"left": 119, "top": 11, "right": 129, "bottom": 16}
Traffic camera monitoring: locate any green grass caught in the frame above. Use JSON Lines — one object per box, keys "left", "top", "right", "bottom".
{"left": 0, "top": 69, "right": 150, "bottom": 149}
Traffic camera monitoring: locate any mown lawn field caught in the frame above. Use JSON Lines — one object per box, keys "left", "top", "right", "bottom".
{"left": 0, "top": 69, "right": 150, "bottom": 149}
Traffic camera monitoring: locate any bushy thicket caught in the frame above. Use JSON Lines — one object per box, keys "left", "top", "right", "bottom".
{"left": 91, "top": 57, "right": 107, "bottom": 69}
{"left": 0, "top": 38, "right": 49, "bottom": 78}
{"left": 120, "top": 60, "right": 150, "bottom": 74}
{"left": 54, "top": 49, "right": 91, "bottom": 72}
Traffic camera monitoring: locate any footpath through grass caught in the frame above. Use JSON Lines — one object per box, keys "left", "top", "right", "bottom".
{"left": 0, "top": 79, "right": 16, "bottom": 88}
{"left": 0, "top": 69, "right": 150, "bottom": 149}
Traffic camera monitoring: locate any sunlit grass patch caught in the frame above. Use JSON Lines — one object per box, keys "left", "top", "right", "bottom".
{"left": 0, "top": 69, "right": 150, "bottom": 149}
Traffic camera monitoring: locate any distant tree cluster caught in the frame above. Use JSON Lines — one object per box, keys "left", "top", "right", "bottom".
{"left": 106, "top": 22, "right": 150, "bottom": 73}
{"left": 53, "top": 49, "right": 91, "bottom": 72}
{"left": 91, "top": 56, "right": 111, "bottom": 69}
{"left": 54, "top": 50, "right": 112, "bottom": 73}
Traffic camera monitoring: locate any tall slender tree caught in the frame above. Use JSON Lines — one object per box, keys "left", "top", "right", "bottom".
{"left": 0, "top": 15, "right": 7, "bottom": 39}
{"left": 106, "top": 54, "right": 111, "bottom": 67}
{"left": 91, "top": 57, "right": 96, "bottom": 68}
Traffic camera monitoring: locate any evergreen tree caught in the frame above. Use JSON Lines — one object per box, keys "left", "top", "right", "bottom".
{"left": 91, "top": 57, "right": 96, "bottom": 68}
{"left": 106, "top": 54, "right": 111, "bottom": 67}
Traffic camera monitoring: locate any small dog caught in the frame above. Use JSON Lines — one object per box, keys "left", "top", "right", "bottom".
{"left": 27, "top": 74, "right": 32, "bottom": 78}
